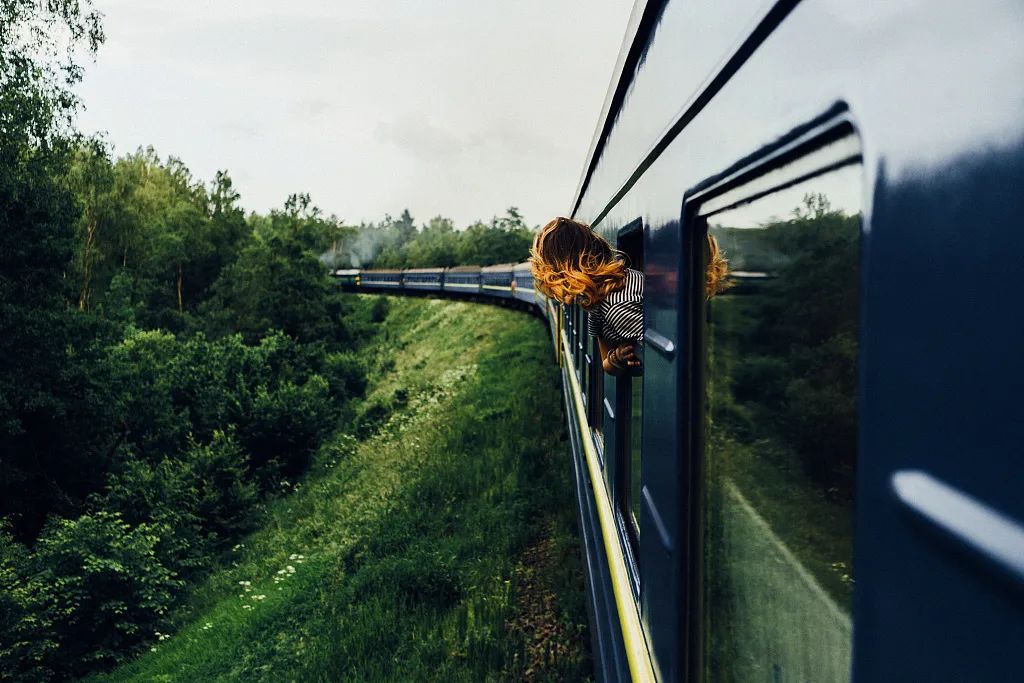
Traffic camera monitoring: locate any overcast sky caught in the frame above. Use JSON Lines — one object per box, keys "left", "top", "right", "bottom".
{"left": 74, "top": 0, "right": 634, "bottom": 228}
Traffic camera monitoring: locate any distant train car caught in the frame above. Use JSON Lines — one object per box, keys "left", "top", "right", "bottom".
{"left": 480, "top": 263, "right": 515, "bottom": 300}
{"left": 512, "top": 262, "right": 536, "bottom": 305}
{"left": 442, "top": 265, "right": 481, "bottom": 295}
{"left": 402, "top": 267, "right": 444, "bottom": 292}
{"left": 332, "top": 268, "right": 360, "bottom": 290}
{"left": 358, "top": 269, "right": 403, "bottom": 290}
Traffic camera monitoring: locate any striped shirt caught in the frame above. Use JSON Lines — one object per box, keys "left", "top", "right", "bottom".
{"left": 587, "top": 268, "right": 644, "bottom": 344}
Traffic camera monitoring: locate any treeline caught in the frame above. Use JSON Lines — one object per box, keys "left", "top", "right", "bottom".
{"left": 0, "top": 2, "right": 488, "bottom": 679}
{"left": 326, "top": 208, "right": 535, "bottom": 270}
{"left": 2, "top": 100, "right": 376, "bottom": 683}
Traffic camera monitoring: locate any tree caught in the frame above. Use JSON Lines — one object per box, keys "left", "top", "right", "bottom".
{"left": 0, "top": 0, "right": 118, "bottom": 538}
{"left": 66, "top": 139, "right": 115, "bottom": 310}
{"left": 457, "top": 207, "right": 533, "bottom": 265}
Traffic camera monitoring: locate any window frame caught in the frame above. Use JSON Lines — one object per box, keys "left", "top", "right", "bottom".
{"left": 679, "top": 115, "right": 864, "bottom": 683}
{"left": 613, "top": 217, "right": 645, "bottom": 595}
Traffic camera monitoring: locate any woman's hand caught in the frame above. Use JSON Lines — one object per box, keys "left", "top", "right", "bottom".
{"left": 602, "top": 341, "right": 642, "bottom": 375}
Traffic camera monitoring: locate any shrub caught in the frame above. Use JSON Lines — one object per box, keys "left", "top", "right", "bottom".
{"left": 370, "top": 296, "right": 390, "bottom": 323}
{"left": 26, "top": 512, "right": 182, "bottom": 678}
{"left": 323, "top": 351, "right": 368, "bottom": 402}
{"left": 186, "top": 431, "right": 261, "bottom": 547}
{"left": 237, "top": 376, "right": 334, "bottom": 482}
{"left": 100, "top": 431, "right": 259, "bottom": 576}
{"left": 0, "top": 526, "right": 58, "bottom": 682}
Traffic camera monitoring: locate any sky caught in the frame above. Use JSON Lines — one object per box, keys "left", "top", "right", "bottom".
{"left": 74, "top": 0, "right": 636, "bottom": 228}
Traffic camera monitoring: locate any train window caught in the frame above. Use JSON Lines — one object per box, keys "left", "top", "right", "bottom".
{"left": 589, "top": 316, "right": 605, "bottom": 453}
{"left": 580, "top": 306, "right": 590, "bottom": 409}
{"left": 616, "top": 220, "right": 644, "bottom": 539}
{"left": 699, "top": 160, "right": 861, "bottom": 682}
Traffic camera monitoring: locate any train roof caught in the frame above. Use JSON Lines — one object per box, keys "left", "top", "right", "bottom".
{"left": 361, "top": 269, "right": 403, "bottom": 274}
{"left": 332, "top": 269, "right": 360, "bottom": 276}
{"left": 512, "top": 261, "right": 532, "bottom": 272}
{"left": 481, "top": 263, "right": 518, "bottom": 272}
{"left": 571, "top": 1, "right": 660, "bottom": 218}
{"left": 446, "top": 265, "right": 481, "bottom": 272}
{"left": 404, "top": 267, "right": 445, "bottom": 273}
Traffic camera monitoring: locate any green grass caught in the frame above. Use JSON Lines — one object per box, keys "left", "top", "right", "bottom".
{"left": 88, "top": 297, "right": 590, "bottom": 682}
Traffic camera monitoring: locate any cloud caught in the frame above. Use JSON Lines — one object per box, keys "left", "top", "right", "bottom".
{"left": 77, "top": 0, "right": 636, "bottom": 226}
{"left": 375, "top": 115, "right": 468, "bottom": 162}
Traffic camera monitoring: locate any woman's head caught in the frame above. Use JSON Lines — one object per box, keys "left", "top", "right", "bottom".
{"left": 530, "top": 217, "right": 626, "bottom": 308}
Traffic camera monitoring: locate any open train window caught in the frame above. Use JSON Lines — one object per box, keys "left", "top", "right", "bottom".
{"left": 578, "top": 305, "right": 589, "bottom": 408}
{"left": 616, "top": 219, "right": 644, "bottom": 549}
{"left": 694, "top": 138, "right": 861, "bottom": 683}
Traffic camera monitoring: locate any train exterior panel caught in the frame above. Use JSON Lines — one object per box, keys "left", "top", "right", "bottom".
{"left": 481, "top": 263, "right": 516, "bottom": 300}
{"left": 512, "top": 261, "right": 537, "bottom": 306}
{"left": 358, "top": 269, "right": 403, "bottom": 290}
{"left": 402, "top": 267, "right": 444, "bottom": 292}
{"left": 442, "top": 265, "right": 482, "bottom": 295}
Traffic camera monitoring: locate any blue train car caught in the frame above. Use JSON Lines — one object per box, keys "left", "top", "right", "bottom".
{"left": 402, "top": 267, "right": 444, "bottom": 292}
{"left": 358, "top": 269, "right": 403, "bottom": 290}
{"left": 442, "top": 265, "right": 481, "bottom": 295}
{"left": 512, "top": 261, "right": 536, "bottom": 306}
{"left": 480, "top": 263, "right": 515, "bottom": 300}
{"left": 556, "top": 1, "right": 1024, "bottom": 682}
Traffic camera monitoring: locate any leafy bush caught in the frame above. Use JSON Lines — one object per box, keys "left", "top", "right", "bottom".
{"left": 100, "top": 431, "right": 260, "bottom": 577}
{"left": 238, "top": 376, "right": 333, "bottom": 482}
{"left": 370, "top": 296, "right": 390, "bottom": 323}
{"left": 186, "top": 431, "right": 261, "bottom": 546}
{"left": 22, "top": 512, "right": 180, "bottom": 679}
{"left": 0, "top": 526, "right": 58, "bottom": 682}
{"left": 323, "top": 351, "right": 368, "bottom": 402}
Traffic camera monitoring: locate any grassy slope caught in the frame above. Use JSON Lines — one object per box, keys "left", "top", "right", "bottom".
{"left": 90, "top": 297, "right": 590, "bottom": 682}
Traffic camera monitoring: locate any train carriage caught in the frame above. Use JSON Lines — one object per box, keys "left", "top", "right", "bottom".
{"left": 443, "top": 265, "right": 482, "bottom": 295}
{"left": 402, "top": 267, "right": 444, "bottom": 292}
{"left": 512, "top": 261, "right": 536, "bottom": 305}
{"left": 358, "top": 269, "right": 403, "bottom": 290}
{"left": 480, "top": 263, "right": 516, "bottom": 300}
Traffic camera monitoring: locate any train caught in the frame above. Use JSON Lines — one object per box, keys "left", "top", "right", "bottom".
{"left": 336, "top": 0, "right": 1024, "bottom": 680}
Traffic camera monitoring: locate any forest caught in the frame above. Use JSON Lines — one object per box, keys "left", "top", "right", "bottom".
{"left": 0, "top": 3, "right": 540, "bottom": 680}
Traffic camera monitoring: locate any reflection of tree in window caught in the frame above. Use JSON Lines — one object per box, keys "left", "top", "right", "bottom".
{"left": 713, "top": 193, "right": 858, "bottom": 501}
{"left": 704, "top": 185, "right": 860, "bottom": 683}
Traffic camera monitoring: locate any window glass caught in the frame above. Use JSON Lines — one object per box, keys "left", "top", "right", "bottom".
{"left": 702, "top": 163, "right": 860, "bottom": 683}
{"left": 630, "top": 374, "right": 643, "bottom": 528}
{"left": 590, "top": 318, "right": 605, "bottom": 449}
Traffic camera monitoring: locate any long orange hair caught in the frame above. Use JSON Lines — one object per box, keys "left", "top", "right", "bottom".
{"left": 530, "top": 217, "right": 627, "bottom": 308}
{"left": 706, "top": 233, "right": 732, "bottom": 298}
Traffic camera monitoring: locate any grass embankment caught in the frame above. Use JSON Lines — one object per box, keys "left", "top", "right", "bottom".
{"left": 90, "top": 297, "right": 590, "bottom": 682}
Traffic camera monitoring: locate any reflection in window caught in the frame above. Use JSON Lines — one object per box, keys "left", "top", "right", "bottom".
{"left": 629, "top": 375, "right": 643, "bottom": 529}
{"left": 702, "top": 164, "right": 860, "bottom": 682}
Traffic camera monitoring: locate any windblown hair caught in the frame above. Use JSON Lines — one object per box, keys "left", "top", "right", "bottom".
{"left": 530, "top": 217, "right": 627, "bottom": 308}
{"left": 706, "top": 233, "right": 733, "bottom": 298}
